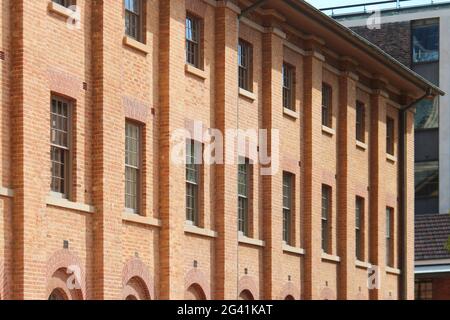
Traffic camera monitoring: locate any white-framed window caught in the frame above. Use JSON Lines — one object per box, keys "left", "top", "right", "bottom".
{"left": 125, "top": 121, "right": 141, "bottom": 213}
{"left": 283, "top": 172, "right": 294, "bottom": 245}
{"left": 238, "top": 157, "right": 250, "bottom": 236}
{"left": 186, "top": 14, "right": 201, "bottom": 68}
{"left": 282, "top": 62, "right": 295, "bottom": 110}
{"left": 322, "top": 185, "right": 332, "bottom": 253}
{"left": 50, "top": 96, "right": 71, "bottom": 198}
{"left": 125, "top": 0, "right": 144, "bottom": 42}
{"left": 186, "top": 140, "right": 201, "bottom": 225}
{"left": 238, "top": 39, "right": 252, "bottom": 92}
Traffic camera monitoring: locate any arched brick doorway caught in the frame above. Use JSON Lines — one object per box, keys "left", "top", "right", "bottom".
{"left": 185, "top": 283, "right": 207, "bottom": 300}
{"left": 239, "top": 289, "right": 255, "bottom": 300}
{"left": 285, "top": 295, "right": 295, "bottom": 300}
{"left": 49, "top": 288, "right": 69, "bottom": 300}
{"left": 123, "top": 276, "right": 151, "bottom": 300}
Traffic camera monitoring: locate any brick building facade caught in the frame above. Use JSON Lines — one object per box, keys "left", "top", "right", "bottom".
{"left": 0, "top": 0, "right": 441, "bottom": 300}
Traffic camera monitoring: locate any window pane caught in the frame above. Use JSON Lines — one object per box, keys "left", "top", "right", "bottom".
{"left": 322, "top": 185, "right": 331, "bottom": 252}
{"left": 125, "top": 122, "right": 140, "bottom": 212}
{"left": 356, "top": 102, "right": 365, "bottom": 142}
{"left": 283, "top": 173, "right": 293, "bottom": 244}
{"left": 186, "top": 15, "right": 200, "bottom": 67}
{"left": 415, "top": 98, "right": 439, "bottom": 129}
{"left": 238, "top": 40, "right": 252, "bottom": 91}
{"left": 415, "top": 161, "right": 439, "bottom": 199}
{"left": 283, "top": 63, "right": 295, "bottom": 110}
{"left": 412, "top": 22, "right": 439, "bottom": 63}
{"left": 322, "top": 84, "right": 332, "bottom": 127}
{"left": 386, "top": 117, "right": 395, "bottom": 155}
{"left": 186, "top": 140, "right": 201, "bottom": 225}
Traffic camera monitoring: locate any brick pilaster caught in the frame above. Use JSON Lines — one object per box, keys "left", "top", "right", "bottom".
{"left": 214, "top": 3, "right": 239, "bottom": 300}
{"left": 303, "top": 52, "right": 324, "bottom": 300}
{"left": 91, "top": 0, "right": 124, "bottom": 300}
{"left": 158, "top": 0, "right": 187, "bottom": 300}
{"left": 261, "top": 30, "right": 284, "bottom": 300}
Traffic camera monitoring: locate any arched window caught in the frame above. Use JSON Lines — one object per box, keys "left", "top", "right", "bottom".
{"left": 285, "top": 295, "right": 295, "bottom": 300}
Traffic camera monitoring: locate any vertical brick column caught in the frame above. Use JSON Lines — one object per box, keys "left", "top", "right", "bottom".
{"left": 158, "top": 0, "right": 187, "bottom": 300}
{"left": 214, "top": 3, "right": 239, "bottom": 300}
{"left": 10, "top": 0, "right": 49, "bottom": 299}
{"left": 91, "top": 0, "right": 124, "bottom": 299}
{"left": 337, "top": 71, "right": 358, "bottom": 299}
{"left": 403, "top": 109, "right": 415, "bottom": 300}
{"left": 303, "top": 50, "right": 324, "bottom": 300}
{"left": 369, "top": 89, "right": 388, "bottom": 300}
{"left": 261, "top": 29, "right": 284, "bottom": 300}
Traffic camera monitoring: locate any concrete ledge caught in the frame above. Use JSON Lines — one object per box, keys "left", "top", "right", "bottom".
{"left": 122, "top": 212, "right": 161, "bottom": 228}
{"left": 0, "top": 186, "right": 13, "bottom": 198}
{"left": 386, "top": 266, "right": 401, "bottom": 275}
{"left": 283, "top": 244, "right": 305, "bottom": 256}
{"left": 239, "top": 88, "right": 256, "bottom": 101}
{"left": 185, "top": 64, "right": 206, "bottom": 80}
{"left": 356, "top": 140, "right": 367, "bottom": 150}
{"left": 386, "top": 153, "right": 397, "bottom": 163}
{"left": 321, "top": 252, "right": 341, "bottom": 263}
{"left": 355, "top": 260, "right": 371, "bottom": 269}
{"left": 184, "top": 224, "right": 218, "bottom": 238}
{"left": 322, "top": 125, "right": 335, "bottom": 136}
{"left": 48, "top": 1, "right": 74, "bottom": 19}
{"left": 123, "top": 36, "right": 150, "bottom": 54}
{"left": 283, "top": 107, "right": 299, "bottom": 120}
{"left": 46, "top": 195, "right": 94, "bottom": 214}
{"left": 238, "top": 235, "right": 265, "bottom": 247}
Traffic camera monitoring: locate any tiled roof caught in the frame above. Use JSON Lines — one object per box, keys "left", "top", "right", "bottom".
{"left": 415, "top": 214, "right": 450, "bottom": 261}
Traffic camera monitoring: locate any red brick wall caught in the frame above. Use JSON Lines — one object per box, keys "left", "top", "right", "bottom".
{"left": 0, "top": 0, "right": 415, "bottom": 300}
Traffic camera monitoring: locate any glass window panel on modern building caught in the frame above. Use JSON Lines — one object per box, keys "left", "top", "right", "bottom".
{"left": 50, "top": 96, "right": 70, "bottom": 197}
{"left": 415, "top": 98, "right": 439, "bottom": 129}
{"left": 415, "top": 161, "right": 439, "bottom": 199}
{"left": 125, "top": 122, "right": 141, "bottom": 213}
{"left": 125, "top": 0, "right": 142, "bottom": 41}
{"left": 412, "top": 20, "right": 439, "bottom": 63}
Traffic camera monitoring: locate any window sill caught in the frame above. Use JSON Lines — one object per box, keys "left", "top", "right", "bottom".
{"left": 386, "top": 266, "right": 401, "bottom": 275}
{"left": 0, "top": 186, "right": 13, "bottom": 198}
{"left": 48, "top": 1, "right": 75, "bottom": 19}
{"left": 238, "top": 88, "right": 256, "bottom": 101}
{"left": 321, "top": 252, "right": 341, "bottom": 263}
{"left": 283, "top": 243, "right": 305, "bottom": 256}
{"left": 355, "top": 260, "right": 371, "bottom": 269}
{"left": 322, "top": 125, "right": 335, "bottom": 136}
{"left": 283, "top": 108, "right": 299, "bottom": 120}
{"left": 356, "top": 140, "right": 367, "bottom": 150}
{"left": 238, "top": 234, "right": 265, "bottom": 247}
{"left": 46, "top": 195, "right": 94, "bottom": 214}
{"left": 386, "top": 154, "right": 397, "bottom": 163}
{"left": 185, "top": 64, "right": 206, "bottom": 80}
{"left": 184, "top": 224, "right": 218, "bottom": 238}
{"left": 123, "top": 36, "right": 150, "bottom": 54}
{"left": 122, "top": 212, "right": 161, "bottom": 228}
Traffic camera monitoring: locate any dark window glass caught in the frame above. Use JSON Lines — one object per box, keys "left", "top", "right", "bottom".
{"left": 282, "top": 63, "right": 295, "bottom": 110}
{"left": 125, "top": 0, "right": 143, "bottom": 41}
{"left": 186, "top": 140, "right": 201, "bottom": 225}
{"left": 355, "top": 197, "right": 364, "bottom": 261}
{"left": 356, "top": 101, "right": 365, "bottom": 142}
{"left": 386, "top": 117, "right": 395, "bottom": 155}
{"left": 53, "top": 0, "right": 72, "bottom": 7}
{"left": 50, "top": 97, "right": 70, "bottom": 197}
{"left": 186, "top": 15, "right": 201, "bottom": 68}
{"left": 238, "top": 40, "right": 252, "bottom": 92}
{"left": 386, "top": 207, "right": 394, "bottom": 267}
{"left": 322, "top": 83, "right": 332, "bottom": 127}
{"left": 238, "top": 158, "right": 250, "bottom": 236}
{"left": 125, "top": 122, "right": 141, "bottom": 213}
{"left": 415, "top": 161, "right": 439, "bottom": 199}
{"left": 415, "top": 98, "right": 439, "bottom": 129}
{"left": 283, "top": 172, "right": 294, "bottom": 245}
{"left": 322, "top": 185, "right": 331, "bottom": 253}
{"left": 412, "top": 21, "right": 439, "bottom": 63}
